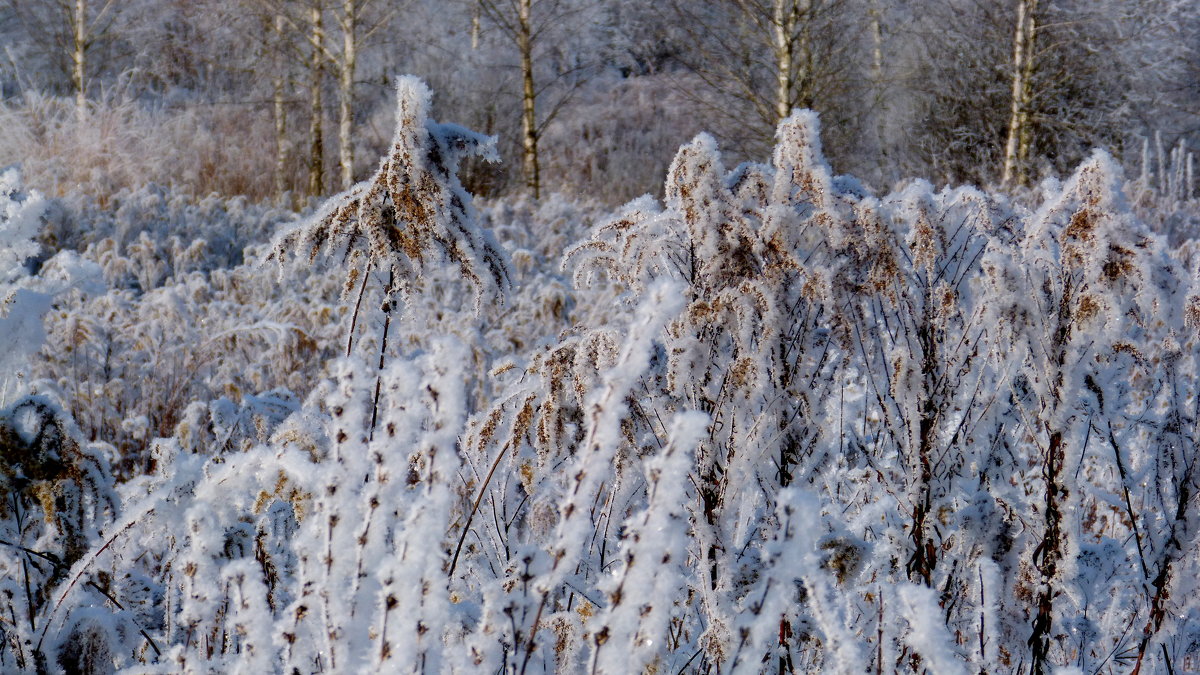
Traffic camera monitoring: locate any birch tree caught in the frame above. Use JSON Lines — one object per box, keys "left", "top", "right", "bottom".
{"left": 306, "top": 1, "right": 325, "bottom": 196}
{"left": 476, "top": 0, "right": 596, "bottom": 199}
{"left": 1001, "top": 0, "right": 1038, "bottom": 187}
{"left": 767, "top": 0, "right": 817, "bottom": 124}
{"left": 0, "top": 0, "right": 123, "bottom": 115}
{"left": 253, "top": 0, "right": 392, "bottom": 196}
{"left": 910, "top": 0, "right": 1189, "bottom": 187}
{"left": 333, "top": 0, "right": 358, "bottom": 190}
{"left": 65, "top": 0, "right": 120, "bottom": 116}
{"left": 668, "top": 0, "right": 865, "bottom": 165}
{"left": 478, "top": 0, "right": 538, "bottom": 198}
{"left": 272, "top": 10, "right": 289, "bottom": 202}
{"left": 306, "top": 0, "right": 395, "bottom": 191}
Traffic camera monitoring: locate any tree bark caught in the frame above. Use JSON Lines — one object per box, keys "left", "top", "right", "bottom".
{"left": 770, "top": 0, "right": 814, "bottom": 126}
{"left": 72, "top": 0, "right": 87, "bottom": 120}
{"left": 308, "top": 2, "right": 326, "bottom": 197}
{"left": 471, "top": 4, "right": 481, "bottom": 50}
{"left": 773, "top": 0, "right": 795, "bottom": 124}
{"left": 868, "top": 0, "right": 883, "bottom": 90}
{"left": 273, "top": 13, "right": 289, "bottom": 204}
{"left": 1002, "top": 0, "right": 1039, "bottom": 187}
{"left": 868, "top": 0, "right": 888, "bottom": 171}
{"left": 517, "top": 0, "right": 540, "bottom": 199}
{"left": 337, "top": 0, "right": 357, "bottom": 191}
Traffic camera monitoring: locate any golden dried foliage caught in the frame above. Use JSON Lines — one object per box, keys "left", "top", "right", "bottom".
{"left": 270, "top": 78, "right": 509, "bottom": 313}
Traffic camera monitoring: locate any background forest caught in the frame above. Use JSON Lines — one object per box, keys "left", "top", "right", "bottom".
{"left": 3, "top": 1, "right": 1200, "bottom": 674}
{"left": 0, "top": 0, "right": 1198, "bottom": 206}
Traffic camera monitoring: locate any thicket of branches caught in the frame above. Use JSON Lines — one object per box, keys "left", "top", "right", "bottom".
{"left": 1, "top": 77, "right": 1198, "bottom": 674}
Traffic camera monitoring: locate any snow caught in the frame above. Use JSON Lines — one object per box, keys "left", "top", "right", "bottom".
{"left": 2, "top": 77, "right": 1199, "bottom": 674}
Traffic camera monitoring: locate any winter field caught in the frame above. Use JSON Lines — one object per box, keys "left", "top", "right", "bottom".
{"left": 3, "top": 1, "right": 1200, "bottom": 674}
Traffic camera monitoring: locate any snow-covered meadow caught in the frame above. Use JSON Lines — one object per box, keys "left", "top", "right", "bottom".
{"left": 2, "top": 72, "right": 1199, "bottom": 674}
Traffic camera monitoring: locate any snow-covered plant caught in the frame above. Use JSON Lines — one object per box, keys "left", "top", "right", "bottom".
{"left": 32, "top": 76, "right": 519, "bottom": 673}
{"left": 125, "top": 343, "right": 474, "bottom": 673}
{"left": 455, "top": 113, "right": 865, "bottom": 670}
{"left": 1, "top": 168, "right": 50, "bottom": 401}
{"left": 0, "top": 390, "right": 120, "bottom": 672}
{"left": 10, "top": 80, "right": 1200, "bottom": 674}
{"left": 0, "top": 169, "right": 44, "bottom": 285}
{"left": 981, "top": 154, "right": 1183, "bottom": 672}
{"left": 35, "top": 260, "right": 335, "bottom": 478}
{"left": 270, "top": 76, "right": 511, "bottom": 328}
{"left": 265, "top": 76, "right": 513, "bottom": 454}
{"left": 1128, "top": 133, "right": 1199, "bottom": 245}
{"left": 436, "top": 111, "right": 1200, "bottom": 673}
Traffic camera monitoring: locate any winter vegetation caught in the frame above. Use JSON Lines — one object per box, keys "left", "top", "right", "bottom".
{"left": 2, "top": 1, "right": 1200, "bottom": 674}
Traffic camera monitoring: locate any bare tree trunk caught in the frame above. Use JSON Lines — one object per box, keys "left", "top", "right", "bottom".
{"left": 337, "top": 0, "right": 357, "bottom": 191}
{"left": 770, "top": 0, "right": 814, "bottom": 125}
{"left": 868, "top": 0, "right": 883, "bottom": 90}
{"left": 773, "top": 0, "right": 795, "bottom": 124}
{"left": 274, "top": 75, "right": 288, "bottom": 200}
{"left": 71, "top": 0, "right": 87, "bottom": 120}
{"left": 308, "top": 1, "right": 326, "bottom": 197}
{"left": 471, "top": 5, "right": 481, "bottom": 50}
{"left": 517, "top": 0, "right": 540, "bottom": 199}
{"left": 1002, "top": 0, "right": 1038, "bottom": 187}
{"left": 273, "top": 13, "right": 289, "bottom": 205}
{"left": 868, "top": 0, "right": 888, "bottom": 170}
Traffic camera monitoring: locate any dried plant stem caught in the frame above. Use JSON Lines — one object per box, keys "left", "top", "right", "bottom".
{"left": 369, "top": 272, "right": 394, "bottom": 438}
{"left": 83, "top": 579, "right": 161, "bottom": 657}
{"left": 1131, "top": 468, "right": 1191, "bottom": 675}
{"left": 449, "top": 441, "right": 512, "bottom": 578}
{"left": 35, "top": 516, "right": 143, "bottom": 653}
{"left": 346, "top": 259, "right": 373, "bottom": 358}
{"left": 11, "top": 495, "right": 37, "bottom": 632}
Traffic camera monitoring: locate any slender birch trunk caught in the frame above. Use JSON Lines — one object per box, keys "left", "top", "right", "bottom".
{"left": 869, "top": 0, "right": 888, "bottom": 167}
{"left": 273, "top": 13, "right": 289, "bottom": 204}
{"left": 471, "top": 5, "right": 481, "bottom": 50}
{"left": 517, "top": 0, "right": 540, "bottom": 199}
{"left": 771, "top": 0, "right": 815, "bottom": 124}
{"left": 1002, "top": 0, "right": 1039, "bottom": 187}
{"left": 337, "top": 0, "right": 357, "bottom": 191}
{"left": 308, "top": 2, "right": 326, "bottom": 197}
{"left": 72, "top": 0, "right": 87, "bottom": 120}
{"left": 274, "top": 75, "right": 288, "bottom": 200}
{"left": 773, "top": 0, "right": 795, "bottom": 124}
{"left": 868, "top": 0, "right": 883, "bottom": 90}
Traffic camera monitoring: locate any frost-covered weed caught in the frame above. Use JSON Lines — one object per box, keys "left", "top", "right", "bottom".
{"left": 270, "top": 76, "right": 510, "bottom": 317}
{"left": 0, "top": 392, "right": 120, "bottom": 672}
{"left": 0, "top": 91, "right": 294, "bottom": 204}
{"left": 1127, "top": 133, "right": 1200, "bottom": 246}
{"left": 6, "top": 80, "right": 1200, "bottom": 673}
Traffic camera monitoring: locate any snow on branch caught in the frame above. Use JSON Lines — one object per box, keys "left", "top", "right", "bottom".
{"left": 269, "top": 77, "right": 511, "bottom": 313}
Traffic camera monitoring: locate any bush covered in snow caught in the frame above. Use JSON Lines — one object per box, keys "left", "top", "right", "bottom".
{"left": 2, "top": 78, "right": 1199, "bottom": 674}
